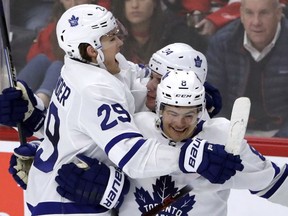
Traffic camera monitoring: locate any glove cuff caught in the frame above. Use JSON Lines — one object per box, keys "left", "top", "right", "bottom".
{"left": 23, "top": 108, "right": 46, "bottom": 134}
{"left": 100, "top": 167, "right": 125, "bottom": 209}
{"left": 179, "top": 138, "right": 206, "bottom": 173}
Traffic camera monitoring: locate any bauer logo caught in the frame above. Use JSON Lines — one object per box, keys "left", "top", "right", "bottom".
{"left": 102, "top": 168, "right": 123, "bottom": 208}
{"left": 188, "top": 138, "right": 201, "bottom": 168}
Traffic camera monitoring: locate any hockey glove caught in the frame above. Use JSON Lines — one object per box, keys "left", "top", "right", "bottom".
{"left": 0, "top": 80, "right": 46, "bottom": 137}
{"left": 8, "top": 141, "right": 40, "bottom": 189}
{"left": 179, "top": 137, "right": 244, "bottom": 184}
{"left": 0, "top": 86, "right": 27, "bottom": 125}
{"left": 55, "top": 154, "right": 130, "bottom": 210}
{"left": 204, "top": 82, "right": 222, "bottom": 118}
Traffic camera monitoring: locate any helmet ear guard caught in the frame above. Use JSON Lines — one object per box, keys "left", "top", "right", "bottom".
{"left": 96, "top": 49, "right": 105, "bottom": 64}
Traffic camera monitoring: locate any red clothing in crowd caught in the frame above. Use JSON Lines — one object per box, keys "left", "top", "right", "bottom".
{"left": 181, "top": 0, "right": 288, "bottom": 29}
{"left": 181, "top": 0, "right": 240, "bottom": 29}
{"left": 26, "top": 0, "right": 112, "bottom": 63}
{"left": 98, "top": 0, "right": 111, "bottom": 10}
{"left": 26, "top": 22, "right": 57, "bottom": 62}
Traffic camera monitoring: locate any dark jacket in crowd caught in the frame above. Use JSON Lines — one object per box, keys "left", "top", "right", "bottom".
{"left": 206, "top": 18, "right": 288, "bottom": 137}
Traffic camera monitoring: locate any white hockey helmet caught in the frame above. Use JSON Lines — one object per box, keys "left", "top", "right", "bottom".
{"left": 56, "top": 4, "right": 118, "bottom": 62}
{"left": 148, "top": 43, "right": 207, "bottom": 83}
{"left": 156, "top": 70, "right": 205, "bottom": 116}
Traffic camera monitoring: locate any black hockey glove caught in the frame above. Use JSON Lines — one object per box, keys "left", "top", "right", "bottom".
{"left": 204, "top": 82, "right": 222, "bottom": 118}
{"left": 8, "top": 141, "right": 39, "bottom": 189}
{"left": 0, "top": 80, "right": 46, "bottom": 137}
{"left": 56, "top": 154, "right": 130, "bottom": 210}
{"left": 179, "top": 137, "right": 244, "bottom": 184}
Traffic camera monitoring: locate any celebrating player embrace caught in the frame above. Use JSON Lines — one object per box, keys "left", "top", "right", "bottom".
{"left": 1, "top": 3, "right": 288, "bottom": 216}
{"left": 3, "top": 4, "right": 242, "bottom": 216}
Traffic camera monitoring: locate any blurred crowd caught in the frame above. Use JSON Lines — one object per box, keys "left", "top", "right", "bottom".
{"left": 7, "top": 0, "right": 288, "bottom": 138}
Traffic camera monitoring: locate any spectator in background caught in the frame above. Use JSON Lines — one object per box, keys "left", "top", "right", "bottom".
{"left": 164, "top": 0, "right": 288, "bottom": 37}
{"left": 111, "top": 0, "right": 207, "bottom": 64}
{"left": 162, "top": 0, "right": 241, "bottom": 37}
{"left": 10, "top": 0, "right": 54, "bottom": 70}
{"left": 206, "top": 0, "right": 288, "bottom": 138}
{"left": 16, "top": 0, "right": 99, "bottom": 107}
{"left": 10, "top": 0, "right": 54, "bottom": 32}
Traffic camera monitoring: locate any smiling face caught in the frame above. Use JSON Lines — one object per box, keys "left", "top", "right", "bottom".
{"left": 161, "top": 105, "right": 199, "bottom": 142}
{"left": 240, "top": 0, "right": 282, "bottom": 51}
{"left": 100, "top": 28, "right": 124, "bottom": 74}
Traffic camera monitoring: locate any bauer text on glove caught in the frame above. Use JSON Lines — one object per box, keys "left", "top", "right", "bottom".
{"left": 179, "top": 137, "right": 244, "bottom": 184}
{"left": 55, "top": 154, "right": 130, "bottom": 210}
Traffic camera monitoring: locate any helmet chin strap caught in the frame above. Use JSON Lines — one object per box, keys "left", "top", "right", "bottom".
{"left": 155, "top": 116, "right": 173, "bottom": 142}
{"left": 96, "top": 49, "right": 107, "bottom": 70}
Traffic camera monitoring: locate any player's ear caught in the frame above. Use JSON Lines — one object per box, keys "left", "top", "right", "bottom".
{"left": 79, "top": 44, "right": 97, "bottom": 62}
{"left": 85, "top": 45, "right": 98, "bottom": 63}
{"left": 86, "top": 45, "right": 97, "bottom": 58}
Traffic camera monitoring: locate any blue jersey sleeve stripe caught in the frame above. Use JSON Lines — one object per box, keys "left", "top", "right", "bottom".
{"left": 260, "top": 164, "right": 288, "bottom": 199}
{"left": 250, "top": 164, "right": 288, "bottom": 198}
{"left": 272, "top": 161, "right": 281, "bottom": 177}
{"left": 104, "top": 132, "right": 143, "bottom": 154}
{"left": 118, "top": 138, "right": 147, "bottom": 169}
{"left": 27, "top": 201, "right": 108, "bottom": 215}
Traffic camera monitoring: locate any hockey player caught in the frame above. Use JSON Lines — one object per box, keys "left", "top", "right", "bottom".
{"left": 144, "top": 42, "right": 221, "bottom": 117}
{"left": 9, "top": 4, "right": 242, "bottom": 216}
{"left": 7, "top": 43, "right": 221, "bottom": 193}
{"left": 7, "top": 42, "right": 222, "bottom": 214}
{"left": 56, "top": 70, "right": 288, "bottom": 215}
{"left": 0, "top": 43, "right": 221, "bottom": 137}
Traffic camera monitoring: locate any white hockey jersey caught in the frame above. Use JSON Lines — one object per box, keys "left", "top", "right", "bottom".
{"left": 25, "top": 57, "right": 184, "bottom": 215}
{"left": 119, "top": 111, "right": 288, "bottom": 215}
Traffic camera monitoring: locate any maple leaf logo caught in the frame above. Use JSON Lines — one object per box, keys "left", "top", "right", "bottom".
{"left": 69, "top": 15, "right": 79, "bottom": 27}
{"left": 194, "top": 56, "right": 202, "bottom": 68}
{"left": 134, "top": 175, "right": 195, "bottom": 215}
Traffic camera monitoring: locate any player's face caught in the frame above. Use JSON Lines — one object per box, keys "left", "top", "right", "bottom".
{"left": 101, "top": 28, "right": 124, "bottom": 74}
{"left": 146, "top": 71, "right": 162, "bottom": 111}
{"left": 162, "top": 105, "right": 199, "bottom": 142}
{"left": 60, "top": 0, "right": 92, "bottom": 10}
{"left": 125, "top": 0, "right": 156, "bottom": 25}
{"left": 240, "top": 0, "right": 282, "bottom": 51}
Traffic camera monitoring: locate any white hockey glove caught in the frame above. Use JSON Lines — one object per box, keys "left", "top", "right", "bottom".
{"left": 8, "top": 141, "right": 40, "bottom": 189}
{"left": 179, "top": 137, "right": 244, "bottom": 184}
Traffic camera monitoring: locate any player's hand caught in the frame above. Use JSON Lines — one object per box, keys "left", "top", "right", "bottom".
{"left": 204, "top": 82, "right": 222, "bottom": 118}
{"left": 55, "top": 154, "right": 130, "bottom": 210}
{"left": 179, "top": 138, "right": 244, "bottom": 184}
{"left": 8, "top": 141, "right": 40, "bottom": 189}
{"left": 16, "top": 80, "right": 46, "bottom": 136}
{"left": 0, "top": 85, "right": 28, "bottom": 126}
{"left": 0, "top": 80, "right": 46, "bottom": 137}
